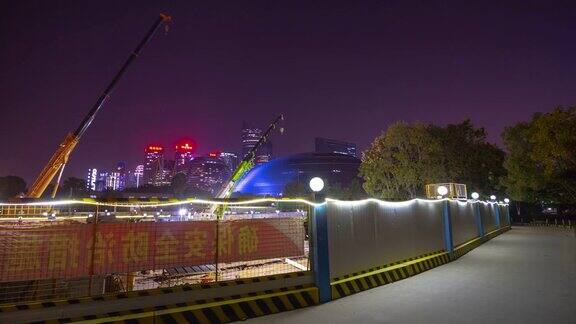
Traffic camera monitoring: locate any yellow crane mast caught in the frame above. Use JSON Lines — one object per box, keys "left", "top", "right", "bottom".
{"left": 26, "top": 14, "right": 171, "bottom": 198}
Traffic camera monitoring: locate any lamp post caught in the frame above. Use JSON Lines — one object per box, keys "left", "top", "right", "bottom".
{"left": 437, "top": 185, "right": 448, "bottom": 198}
{"left": 309, "top": 177, "right": 330, "bottom": 303}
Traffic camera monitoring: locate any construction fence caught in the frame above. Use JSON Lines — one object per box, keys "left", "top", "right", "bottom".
{"left": 0, "top": 200, "right": 310, "bottom": 304}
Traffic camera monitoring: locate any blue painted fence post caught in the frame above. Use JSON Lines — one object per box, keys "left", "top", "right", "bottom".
{"left": 494, "top": 204, "right": 501, "bottom": 228}
{"left": 505, "top": 205, "right": 511, "bottom": 226}
{"left": 442, "top": 200, "right": 454, "bottom": 253}
{"left": 311, "top": 194, "right": 331, "bottom": 303}
{"left": 474, "top": 202, "right": 484, "bottom": 237}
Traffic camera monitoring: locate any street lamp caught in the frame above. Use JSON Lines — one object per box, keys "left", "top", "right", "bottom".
{"left": 437, "top": 185, "right": 448, "bottom": 197}
{"left": 309, "top": 177, "right": 325, "bottom": 192}
{"left": 490, "top": 195, "right": 496, "bottom": 200}
{"left": 504, "top": 198, "right": 510, "bottom": 204}
{"left": 471, "top": 192, "right": 480, "bottom": 200}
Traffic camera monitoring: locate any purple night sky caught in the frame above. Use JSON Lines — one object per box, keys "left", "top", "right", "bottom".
{"left": 1, "top": 1, "right": 576, "bottom": 182}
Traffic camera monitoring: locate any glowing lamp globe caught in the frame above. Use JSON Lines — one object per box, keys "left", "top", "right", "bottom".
{"left": 309, "top": 177, "right": 325, "bottom": 192}
{"left": 471, "top": 192, "right": 480, "bottom": 199}
{"left": 436, "top": 185, "right": 448, "bottom": 196}
{"left": 504, "top": 198, "right": 510, "bottom": 204}
{"left": 490, "top": 195, "right": 496, "bottom": 200}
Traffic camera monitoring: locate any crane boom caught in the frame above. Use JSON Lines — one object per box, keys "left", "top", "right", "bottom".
{"left": 209, "top": 115, "right": 284, "bottom": 215}
{"left": 26, "top": 14, "right": 171, "bottom": 198}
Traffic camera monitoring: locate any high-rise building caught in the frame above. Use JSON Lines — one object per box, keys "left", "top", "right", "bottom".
{"left": 315, "top": 137, "right": 357, "bottom": 157}
{"left": 174, "top": 139, "right": 195, "bottom": 175}
{"left": 143, "top": 144, "right": 164, "bottom": 186}
{"left": 86, "top": 168, "right": 98, "bottom": 191}
{"left": 241, "top": 122, "right": 272, "bottom": 164}
{"left": 160, "top": 160, "right": 175, "bottom": 186}
{"left": 241, "top": 122, "right": 261, "bottom": 158}
{"left": 219, "top": 152, "right": 239, "bottom": 173}
{"left": 133, "top": 164, "right": 144, "bottom": 188}
{"left": 107, "top": 162, "right": 127, "bottom": 191}
{"left": 187, "top": 155, "right": 231, "bottom": 194}
{"left": 96, "top": 171, "right": 108, "bottom": 192}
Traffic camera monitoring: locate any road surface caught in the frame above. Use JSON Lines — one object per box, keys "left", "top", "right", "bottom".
{"left": 246, "top": 226, "right": 576, "bottom": 324}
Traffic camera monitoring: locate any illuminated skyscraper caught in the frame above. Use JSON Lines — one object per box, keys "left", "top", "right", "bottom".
{"left": 107, "top": 162, "right": 127, "bottom": 191}
{"left": 134, "top": 164, "right": 144, "bottom": 188}
{"left": 174, "top": 139, "right": 196, "bottom": 175}
{"left": 241, "top": 122, "right": 272, "bottom": 164}
{"left": 219, "top": 152, "right": 239, "bottom": 173}
{"left": 86, "top": 168, "right": 98, "bottom": 191}
{"left": 143, "top": 144, "right": 164, "bottom": 186}
{"left": 241, "top": 122, "right": 261, "bottom": 157}
{"left": 187, "top": 155, "right": 230, "bottom": 194}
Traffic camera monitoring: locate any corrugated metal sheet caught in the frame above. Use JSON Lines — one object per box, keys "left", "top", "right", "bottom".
{"left": 499, "top": 205, "right": 510, "bottom": 226}
{"left": 449, "top": 201, "right": 478, "bottom": 246}
{"left": 480, "top": 203, "right": 497, "bottom": 232}
{"left": 326, "top": 200, "right": 445, "bottom": 279}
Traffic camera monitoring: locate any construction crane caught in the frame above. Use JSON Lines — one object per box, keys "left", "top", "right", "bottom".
{"left": 209, "top": 115, "right": 284, "bottom": 215}
{"left": 26, "top": 14, "right": 171, "bottom": 198}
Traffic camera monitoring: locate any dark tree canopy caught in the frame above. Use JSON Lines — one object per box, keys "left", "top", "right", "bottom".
{"left": 171, "top": 173, "right": 188, "bottom": 198}
{"left": 0, "top": 175, "right": 26, "bottom": 201}
{"left": 58, "top": 177, "right": 88, "bottom": 198}
{"left": 503, "top": 107, "right": 576, "bottom": 203}
{"left": 360, "top": 120, "right": 506, "bottom": 199}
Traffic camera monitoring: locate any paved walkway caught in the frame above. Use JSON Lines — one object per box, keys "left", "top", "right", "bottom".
{"left": 246, "top": 227, "right": 576, "bottom": 324}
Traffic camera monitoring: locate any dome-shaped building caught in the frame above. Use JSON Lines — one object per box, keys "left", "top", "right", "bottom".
{"left": 232, "top": 152, "right": 361, "bottom": 197}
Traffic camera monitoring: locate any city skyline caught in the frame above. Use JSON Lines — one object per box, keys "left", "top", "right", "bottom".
{"left": 2, "top": 1, "right": 576, "bottom": 183}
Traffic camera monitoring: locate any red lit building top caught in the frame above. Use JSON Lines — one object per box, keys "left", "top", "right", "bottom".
{"left": 146, "top": 145, "right": 164, "bottom": 153}
{"left": 174, "top": 139, "right": 196, "bottom": 153}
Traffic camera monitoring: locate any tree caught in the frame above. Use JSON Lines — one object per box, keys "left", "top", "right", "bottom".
{"left": 59, "top": 177, "right": 88, "bottom": 198}
{"left": 432, "top": 119, "right": 506, "bottom": 196}
{"left": 0, "top": 176, "right": 26, "bottom": 201}
{"left": 171, "top": 173, "right": 188, "bottom": 198}
{"left": 360, "top": 120, "right": 506, "bottom": 199}
{"left": 360, "top": 122, "right": 446, "bottom": 199}
{"left": 503, "top": 107, "right": 576, "bottom": 203}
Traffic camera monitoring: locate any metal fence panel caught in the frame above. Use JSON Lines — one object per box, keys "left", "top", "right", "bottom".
{"left": 327, "top": 200, "right": 445, "bottom": 279}
{"left": 499, "top": 205, "right": 510, "bottom": 226}
{"left": 449, "top": 200, "right": 478, "bottom": 246}
{"left": 480, "top": 203, "right": 497, "bottom": 232}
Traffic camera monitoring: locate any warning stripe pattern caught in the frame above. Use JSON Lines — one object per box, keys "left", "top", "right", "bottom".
{"left": 332, "top": 250, "right": 445, "bottom": 282}
{"left": 0, "top": 271, "right": 309, "bottom": 313}
{"left": 331, "top": 226, "right": 511, "bottom": 300}
{"left": 330, "top": 252, "right": 451, "bottom": 300}
{"left": 55, "top": 285, "right": 318, "bottom": 324}
{"left": 453, "top": 226, "right": 510, "bottom": 259}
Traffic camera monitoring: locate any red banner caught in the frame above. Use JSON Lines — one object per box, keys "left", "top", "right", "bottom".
{"left": 0, "top": 218, "right": 304, "bottom": 282}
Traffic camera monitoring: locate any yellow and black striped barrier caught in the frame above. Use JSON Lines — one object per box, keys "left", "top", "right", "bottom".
{"left": 62, "top": 285, "right": 318, "bottom": 323}
{"left": 331, "top": 252, "right": 451, "bottom": 300}
{"left": 331, "top": 226, "right": 511, "bottom": 300}
{"left": 0, "top": 271, "right": 311, "bottom": 314}
{"left": 452, "top": 226, "right": 509, "bottom": 259}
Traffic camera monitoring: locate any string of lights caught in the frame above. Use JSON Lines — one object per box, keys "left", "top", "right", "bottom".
{"left": 0, "top": 197, "right": 509, "bottom": 208}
